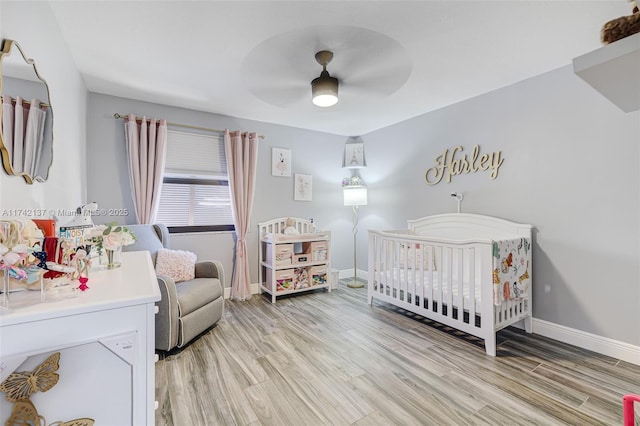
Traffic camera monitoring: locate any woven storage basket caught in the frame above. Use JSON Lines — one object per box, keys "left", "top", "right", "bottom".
{"left": 601, "top": 12, "right": 640, "bottom": 44}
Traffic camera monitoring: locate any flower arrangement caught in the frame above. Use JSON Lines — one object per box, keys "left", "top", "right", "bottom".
{"left": 87, "top": 223, "right": 136, "bottom": 252}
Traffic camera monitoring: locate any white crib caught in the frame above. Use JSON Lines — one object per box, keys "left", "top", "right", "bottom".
{"left": 367, "top": 213, "right": 533, "bottom": 356}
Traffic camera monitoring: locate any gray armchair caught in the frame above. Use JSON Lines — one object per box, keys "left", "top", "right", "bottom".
{"left": 122, "top": 224, "right": 224, "bottom": 351}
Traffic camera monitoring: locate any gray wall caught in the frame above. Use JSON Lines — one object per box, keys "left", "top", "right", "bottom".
{"left": 0, "top": 1, "right": 87, "bottom": 213}
{"left": 87, "top": 66, "right": 639, "bottom": 348}
{"left": 86, "top": 93, "right": 354, "bottom": 291}
{"left": 362, "top": 65, "right": 640, "bottom": 346}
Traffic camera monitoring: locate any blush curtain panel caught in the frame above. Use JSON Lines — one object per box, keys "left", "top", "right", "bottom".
{"left": 124, "top": 114, "right": 168, "bottom": 224}
{"left": 1, "top": 95, "right": 48, "bottom": 180}
{"left": 224, "top": 129, "right": 259, "bottom": 301}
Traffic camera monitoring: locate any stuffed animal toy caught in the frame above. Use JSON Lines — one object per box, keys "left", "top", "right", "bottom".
{"left": 282, "top": 217, "right": 300, "bottom": 235}
{"left": 601, "top": 0, "right": 640, "bottom": 44}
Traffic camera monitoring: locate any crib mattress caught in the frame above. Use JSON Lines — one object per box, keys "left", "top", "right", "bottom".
{"left": 375, "top": 268, "right": 482, "bottom": 312}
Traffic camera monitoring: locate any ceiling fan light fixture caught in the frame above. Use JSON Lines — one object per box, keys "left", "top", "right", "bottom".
{"left": 311, "top": 50, "right": 339, "bottom": 107}
{"left": 312, "top": 72, "right": 339, "bottom": 107}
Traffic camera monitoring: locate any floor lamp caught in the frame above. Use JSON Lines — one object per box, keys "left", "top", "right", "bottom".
{"left": 343, "top": 186, "right": 368, "bottom": 288}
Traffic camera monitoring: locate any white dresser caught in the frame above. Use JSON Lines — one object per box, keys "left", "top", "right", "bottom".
{"left": 0, "top": 251, "right": 160, "bottom": 425}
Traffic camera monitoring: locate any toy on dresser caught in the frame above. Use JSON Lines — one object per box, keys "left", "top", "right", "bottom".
{"left": 0, "top": 217, "right": 93, "bottom": 299}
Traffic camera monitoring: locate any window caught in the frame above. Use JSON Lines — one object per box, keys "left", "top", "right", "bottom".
{"left": 155, "top": 130, "right": 234, "bottom": 233}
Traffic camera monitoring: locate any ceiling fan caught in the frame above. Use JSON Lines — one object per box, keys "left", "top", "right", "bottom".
{"left": 311, "top": 50, "right": 339, "bottom": 107}
{"left": 240, "top": 25, "right": 412, "bottom": 108}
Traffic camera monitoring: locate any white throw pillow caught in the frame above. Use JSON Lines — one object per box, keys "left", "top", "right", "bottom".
{"left": 155, "top": 248, "right": 197, "bottom": 283}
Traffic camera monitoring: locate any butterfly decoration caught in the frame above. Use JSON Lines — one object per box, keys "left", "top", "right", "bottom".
{"left": 49, "top": 419, "right": 95, "bottom": 426}
{"left": 0, "top": 352, "right": 95, "bottom": 426}
{"left": 5, "top": 398, "right": 45, "bottom": 426}
{"left": 5, "top": 398, "right": 95, "bottom": 426}
{"left": 0, "top": 352, "right": 60, "bottom": 402}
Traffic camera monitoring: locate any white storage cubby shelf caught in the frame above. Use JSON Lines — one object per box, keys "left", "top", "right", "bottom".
{"left": 258, "top": 218, "right": 331, "bottom": 304}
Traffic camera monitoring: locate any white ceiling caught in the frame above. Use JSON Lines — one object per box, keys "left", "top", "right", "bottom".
{"left": 48, "top": 1, "right": 630, "bottom": 136}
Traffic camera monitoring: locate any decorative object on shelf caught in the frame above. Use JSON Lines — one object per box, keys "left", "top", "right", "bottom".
{"left": 311, "top": 50, "right": 339, "bottom": 107}
{"left": 271, "top": 147, "right": 291, "bottom": 177}
{"left": 87, "top": 223, "right": 136, "bottom": 269}
{"left": 0, "top": 39, "right": 54, "bottom": 184}
{"left": 601, "top": 0, "right": 640, "bottom": 44}
{"left": 341, "top": 175, "right": 364, "bottom": 187}
{"left": 294, "top": 173, "right": 312, "bottom": 201}
{"left": 0, "top": 351, "right": 95, "bottom": 426}
{"left": 283, "top": 217, "right": 300, "bottom": 234}
{"left": 343, "top": 184, "right": 368, "bottom": 288}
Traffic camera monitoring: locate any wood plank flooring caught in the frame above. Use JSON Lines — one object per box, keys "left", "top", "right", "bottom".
{"left": 155, "top": 281, "right": 640, "bottom": 425}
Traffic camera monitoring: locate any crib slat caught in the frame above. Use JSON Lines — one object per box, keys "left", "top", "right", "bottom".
{"left": 416, "top": 244, "right": 425, "bottom": 308}
{"left": 455, "top": 248, "right": 463, "bottom": 321}
{"left": 434, "top": 245, "right": 442, "bottom": 313}
{"left": 445, "top": 247, "right": 453, "bottom": 318}
{"left": 468, "top": 247, "right": 476, "bottom": 324}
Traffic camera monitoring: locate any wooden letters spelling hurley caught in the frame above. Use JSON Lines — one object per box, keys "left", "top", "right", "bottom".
{"left": 425, "top": 145, "right": 504, "bottom": 185}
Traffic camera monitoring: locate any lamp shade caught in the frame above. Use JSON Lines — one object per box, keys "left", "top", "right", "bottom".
{"left": 343, "top": 186, "right": 368, "bottom": 206}
{"left": 311, "top": 70, "right": 339, "bottom": 107}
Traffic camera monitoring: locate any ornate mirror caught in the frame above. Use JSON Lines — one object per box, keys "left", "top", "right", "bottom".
{"left": 0, "top": 39, "right": 54, "bottom": 184}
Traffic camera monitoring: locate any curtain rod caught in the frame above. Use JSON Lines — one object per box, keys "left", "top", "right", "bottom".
{"left": 113, "top": 113, "right": 264, "bottom": 139}
{"left": 7, "top": 98, "right": 50, "bottom": 108}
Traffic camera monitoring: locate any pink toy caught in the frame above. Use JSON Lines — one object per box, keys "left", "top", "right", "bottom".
{"left": 623, "top": 394, "right": 640, "bottom": 426}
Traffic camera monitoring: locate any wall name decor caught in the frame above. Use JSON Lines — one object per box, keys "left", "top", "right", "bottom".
{"left": 425, "top": 145, "right": 504, "bottom": 185}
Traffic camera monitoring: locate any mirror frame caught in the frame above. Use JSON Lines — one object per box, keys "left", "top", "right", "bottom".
{"left": 0, "top": 39, "right": 54, "bottom": 184}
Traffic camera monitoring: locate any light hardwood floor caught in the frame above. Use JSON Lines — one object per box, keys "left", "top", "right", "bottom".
{"left": 155, "top": 281, "right": 640, "bottom": 425}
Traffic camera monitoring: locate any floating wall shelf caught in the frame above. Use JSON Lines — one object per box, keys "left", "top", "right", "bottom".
{"left": 573, "top": 31, "right": 640, "bottom": 113}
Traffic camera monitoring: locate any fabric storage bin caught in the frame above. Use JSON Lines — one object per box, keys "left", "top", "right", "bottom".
{"left": 267, "top": 268, "right": 295, "bottom": 292}
{"left": 308, "top": 265, "right": 328, "bottom": 287}
{"left": 267, "top": 244, "right": 294, "bottom": 267}
{"left": 294, "top": 267, "right": 309, "bottom": 289}
{"left": 302, "top": 241, "right": 329, "bottom": 262}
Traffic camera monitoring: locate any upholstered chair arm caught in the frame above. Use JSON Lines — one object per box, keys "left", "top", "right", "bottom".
{"left": 155, "top": 273, "right": 180, "bottom": 352}
{"left": 194, "top": 260, "right": 225, "bottom": 286}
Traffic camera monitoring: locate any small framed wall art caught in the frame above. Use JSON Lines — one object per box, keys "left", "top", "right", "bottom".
{"left": 272, "top": 148, "right": 292, "bottom": 177}
{"left": 344, "top": 142, "right": 365, "bottom": 168}
{"left": 294, "top": 173, "right": 312, "bottom": 201}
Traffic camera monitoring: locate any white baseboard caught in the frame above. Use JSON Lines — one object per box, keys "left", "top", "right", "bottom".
{"left": 533, "top": 318, "right": 640, "bottom": 366}
{"left": 224, "top": 282, "right": 261, "bottom": 299}
{"left": 338, "top": 268, "right": 368, "bottom": 281}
